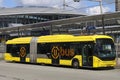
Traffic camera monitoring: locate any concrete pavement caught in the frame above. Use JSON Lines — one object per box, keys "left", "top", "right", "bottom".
{"left": 0, "top": 61, "right": 120, "bottom": 80}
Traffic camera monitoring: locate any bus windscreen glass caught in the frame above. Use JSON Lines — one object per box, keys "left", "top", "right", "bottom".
{"left": 95, "top": 39, "right": 116, "bottom": 60}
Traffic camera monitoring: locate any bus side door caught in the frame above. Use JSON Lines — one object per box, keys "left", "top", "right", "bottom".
{"left": 82, "top": 43, "right": 93, "bottom": 67}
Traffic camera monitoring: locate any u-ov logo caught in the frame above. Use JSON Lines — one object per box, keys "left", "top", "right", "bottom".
{"left": 51, "top": 46, "right": 59, "bottom": 59}
{"left": 20, "top": 47, "right": 26, "bottom": 57}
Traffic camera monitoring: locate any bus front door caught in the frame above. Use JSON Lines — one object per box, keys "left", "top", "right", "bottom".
{"left": 82, "top": 44, "right": 93, "bottom": 67}
{"left": 51, "top": 46, "right": 59, "bottom": 65}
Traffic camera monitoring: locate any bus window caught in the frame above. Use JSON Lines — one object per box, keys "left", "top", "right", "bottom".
{"left": 7, "top": 44, "right": 30, "bottom": 58}
{"left": 70, "top": 43, "right": 81, "bottom": 55}
{"left": 95, "top": 39, "right": 116, "bottom": 60}
{"left": 7, "top": 44, "right": 19, "bottom": 57}
{"left": 58, "top": 43, "right": 75, "bottom": 59}
{"left": 37, "top": 43, "right": 51, "bottom": 58}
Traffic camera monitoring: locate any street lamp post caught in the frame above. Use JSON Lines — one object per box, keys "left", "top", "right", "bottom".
{"left": 63, "top": 0, "right": 66, "bottom": 10}
{"left": 88, "top": 0, "right": 105, "bottom": 34}
{"left": 97, "top": 0, "right": 105, "bottom": 34}
{"left": 98, "top": 0, "right": 103, "bottom": 14}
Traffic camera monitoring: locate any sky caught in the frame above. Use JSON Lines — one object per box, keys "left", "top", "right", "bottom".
{"left": 0, "top": 0, "right": 115, "bottom": 15}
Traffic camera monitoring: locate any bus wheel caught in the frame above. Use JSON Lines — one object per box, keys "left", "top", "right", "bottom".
{"left": 72, "top": 59, "right": 79, "bottom": 69}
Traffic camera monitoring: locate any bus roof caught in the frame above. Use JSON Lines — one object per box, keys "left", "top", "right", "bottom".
{"left": 37, "top": 34, "right": 113, "bottom": 43}
{"left": 6, "top": 37, "right": 32, "bottom": 44}
{"left": 6, "top": 34, "right": 113, "bottom": 44}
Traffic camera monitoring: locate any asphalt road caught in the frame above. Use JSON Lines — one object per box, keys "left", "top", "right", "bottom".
{"left": 0, "top": 61, "right": 120, "bottom": 80}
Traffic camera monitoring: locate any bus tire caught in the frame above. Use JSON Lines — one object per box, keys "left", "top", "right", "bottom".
{"left": 72, "top": 59, "right": 79, "bottom": 69}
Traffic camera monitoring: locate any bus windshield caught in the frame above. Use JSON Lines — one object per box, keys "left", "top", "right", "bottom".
{"left": 95, "top": 39, "right": 116, "bottom": 60}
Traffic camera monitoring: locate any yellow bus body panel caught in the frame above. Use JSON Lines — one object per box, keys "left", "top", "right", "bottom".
{"left": 37, "top": 58, "right": 51, "bottom": 64}
{"left": 26, "top": 58, "right": 30, "bottom": 62}
{"left": 93, "top": 56, "right": 116, "bottom": 68}
{"left": 60, "top": 60, "right": 71, "bottom": 66}
{"left": 4, "top": 53, "right": 20, "bottom": 62}
{"left": 37, "top": 35, "right": 94, "bottom": 43}
{"left": 6, "top": 37, "right": 32, "bottom": 44}
{"left": 59, "top": 55, "right": 82, "bottom": 66}
{"left": 4, "top": 53, "right": 12, "bottom": 61}
{"left": 12, "top": 57, "right": 20, "bottom": 62}
{"left": 73, "top": 55, "right": 82, "bottom": 66}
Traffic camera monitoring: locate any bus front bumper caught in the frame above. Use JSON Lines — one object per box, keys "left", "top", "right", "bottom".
{"left": 93, "top": 56, "right": 116, "bottom": 68}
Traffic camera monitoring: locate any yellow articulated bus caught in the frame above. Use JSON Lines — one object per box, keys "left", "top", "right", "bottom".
{"left": 4, "top": 34, "right": 116, "bottom": 68}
